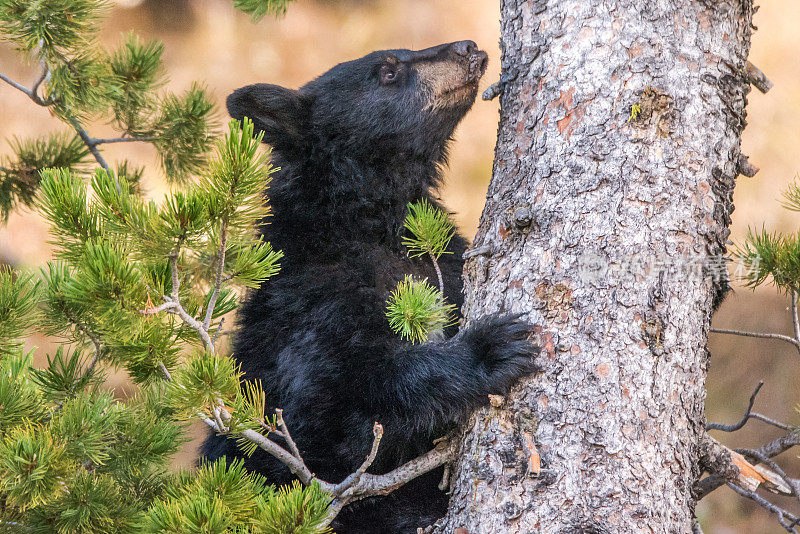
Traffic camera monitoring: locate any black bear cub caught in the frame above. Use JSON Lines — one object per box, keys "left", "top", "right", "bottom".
{"left": 202, "top": 41, "right": 538, "bottom": 533}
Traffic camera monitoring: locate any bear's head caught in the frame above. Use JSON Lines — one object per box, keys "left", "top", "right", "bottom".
{"left": 227, "top": 41, "right": 488, "bottom": 162}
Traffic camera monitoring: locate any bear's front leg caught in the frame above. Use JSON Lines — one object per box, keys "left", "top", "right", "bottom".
{"left": 369, "top": 314, "right": 539, "bottom": 440}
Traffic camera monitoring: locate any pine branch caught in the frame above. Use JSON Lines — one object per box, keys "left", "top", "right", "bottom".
{"left": 157, "top": 361, "right": 172, "bottom": 381}
{"left": 744, "top": 449, "right": 800, "bottom": 509}
{"left": 749, "top": 412, "right": 794, "bottom": 432}
{"left": 212, "top": 317, "right": 226, "bottom": 345}
{"left": 202, "top": 404, "right": 453, "bottom": 529}
{"left": 0, "top": 64, "right": 121, "bottom": 190}
{"left": 84, "top": 336, "right": 102, "bottom": 379}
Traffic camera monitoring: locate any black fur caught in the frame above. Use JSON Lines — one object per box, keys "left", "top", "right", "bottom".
{"left": 203, "top": 41, "right": 538, "bottom": 533}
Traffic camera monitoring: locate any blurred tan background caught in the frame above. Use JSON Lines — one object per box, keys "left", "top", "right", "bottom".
{"left": 1, "top": 1, "right": 799, "bottom": 531}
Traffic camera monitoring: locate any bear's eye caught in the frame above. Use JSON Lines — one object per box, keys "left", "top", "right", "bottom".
{"left": 379, "top": 64, "right": 398, "bottom": 85}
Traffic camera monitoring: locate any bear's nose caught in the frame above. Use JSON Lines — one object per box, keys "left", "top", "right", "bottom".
{"left": 452, "top": 40, "right": 478, "bottom": 57}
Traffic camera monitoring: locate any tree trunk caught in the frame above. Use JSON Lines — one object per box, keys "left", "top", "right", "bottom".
{"left": 439, "top": 1, "right": 754, "bottom": 532}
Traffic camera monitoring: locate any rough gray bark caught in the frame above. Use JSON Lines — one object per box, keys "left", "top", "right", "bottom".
{"left": 438, "top": 1, "right": 755, "bottom": 532}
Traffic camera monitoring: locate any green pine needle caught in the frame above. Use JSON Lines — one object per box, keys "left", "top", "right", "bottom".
{"left": 110, "top": 321, "right": 181, "bottom": 384}
{"left": 46, "top": 49, "right": 119, "bottom": 120}
{"left": 226, "top": 239, "right": 283, "bottom": 289}
{"left": 232, "top": 0, "right": 294, "bottom": 21}
{"left": 402, "top": 199, "right": 455, "bottom": 259}
{"left": 0, "top": 133, "right": 89, "bottom": 221}
{"left": 0, "top": 0, "right": 321, "bottom": 528}
{"left": 386, "top": 275, "right": 455, "bottom": 343}
{"left": 110, "top": 32, "right": 165, "bottom": 135}
{"left": 0, "top": 0, "right": 109, "bottom": 55}
{"left": 38, "top": 167, "right": 103, "bottom": 259}
{"left": 27, "top": 470, "right": 139, "bottom": 534}
{"left": 0, "top": 424, "right": 69, "bottom": 510}
{"left": 29, "top": 346, "right": 103, "bottom": 402}
{"left": 734, "top": 226, "right": 800, "bottom": 292}
{"left": 260, "top": 480, "right": 332, "bottom": 534}
{"left": 52, "top": 390, "right": 120, "bottom": 466}
{"left": 103, "top": 384, "right": 184, "bottom": 475}
{"left": 153, "top": 84, "right": 217, "bottom": 182}
{"left": 140, "top": 458, "right": 326, "bottom": 533}
{"left": 0, "top": 350, "right": 47, "bottom": 434}
{"left": 233, "top": 380, "right": 270, "bottom": 456}
{"left": 203, "top": 117, "right": 272, "bottom": 233}
{"left": 168, "top": 352, "right": 241, "bottom": 418}
{"left": 0, "top": 268, "right": 39, "bottom": 354}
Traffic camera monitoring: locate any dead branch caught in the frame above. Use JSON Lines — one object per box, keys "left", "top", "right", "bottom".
{"left": 744, "top": 60, "right": 774, "bottom": 94}
{"left": 727, "top": 483, "right": 798, "bottom": 533}
{"left": 696, "top": 431, "right": 800, "bottom": 499}
{"left": 709, "top": 328, "right": 800, "bottom": 350}
{"left": 706, "top": 381, "right": 763, "bottom": 432}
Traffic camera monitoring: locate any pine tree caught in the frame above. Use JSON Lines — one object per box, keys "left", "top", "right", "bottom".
{"left": 0, "top": 1, "right": 453, "bottom": 531}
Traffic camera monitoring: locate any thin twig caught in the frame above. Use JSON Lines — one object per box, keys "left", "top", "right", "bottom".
{"left": 203, "top": 413, "right": 326, "bottom": 488}
{"left": 67, "top": 116, "right": 111, "bottom": 172}
{"left": 428, "top": 251, "right": 444, "bottom": 295}
{"left": 84, "top": 338, "right": 102, "bottom": 377}
{"left": 792, "top": 290, "right": 800, "bottom": 346}
{"left": 727, "top": 482, "right": 799, "bottom": 533}
{"left": 275, "top": 408, "right": 303, "bottom": 460}
{"left": 170, "top": 299, "right": 215, "bottom": 352}
{"left": 332, "top": 423, "right": 384, "bottom": 495}
{"left": 709, "top": 328, "right": 800, "bottom": 349}
{"left": 349, "top": 423, "right": 383, "bottom": 483}
{"left": 30, "top": 69, "right": 46, "bottom": 101}
{"left": 212, "top": 317, "right": 226, "bottom": 346}
{"left": 91, "top": 136, "right": 155, "bottom": 145}
{"left": 157, "top": 362, "right": 172, "bottom": 381}
{"left": 150, "top": 249, "right": 216, "bottom": 352}
{"left": 462, "top": 244, "right": 494, "bottom": 260}
{"left": 169, "top": 252, "right": 181, "bottom": 302}
{"left": 61, "top": 307, "right": 104, "bottom": 387}
{"left": 0, "top": 72, "right": 35, "bottom": 97}
{"left": 203, "top": 222, "right": 228, "bottom": 335}
{"left": 706, "top": 381, "right": 763, "bottom": 432}
{"left": 747, "top": 431, "right": 800, "bottom": 463}
{"left": 212, "top": 406, "right": 227, "bottom": 434}
{"left": 744, "top": 60, "right": 774, "bottom": 94}
{"left": 750, "top": 412, "right": 795, "bottom": 432}
{"left": 30, "top": 42, "right": 49, "bottom": 103}
{"left": 141, "top": 301, "right": 178, "bottom": 314}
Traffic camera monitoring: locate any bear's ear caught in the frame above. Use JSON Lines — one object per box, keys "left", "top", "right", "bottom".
{"left": 226, "top": 84, "right": 310, "bottom": 151}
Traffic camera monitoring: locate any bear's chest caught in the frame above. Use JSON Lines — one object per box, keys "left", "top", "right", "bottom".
{"left": 366, "top": 247, "right": 442, "bottom": 300}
